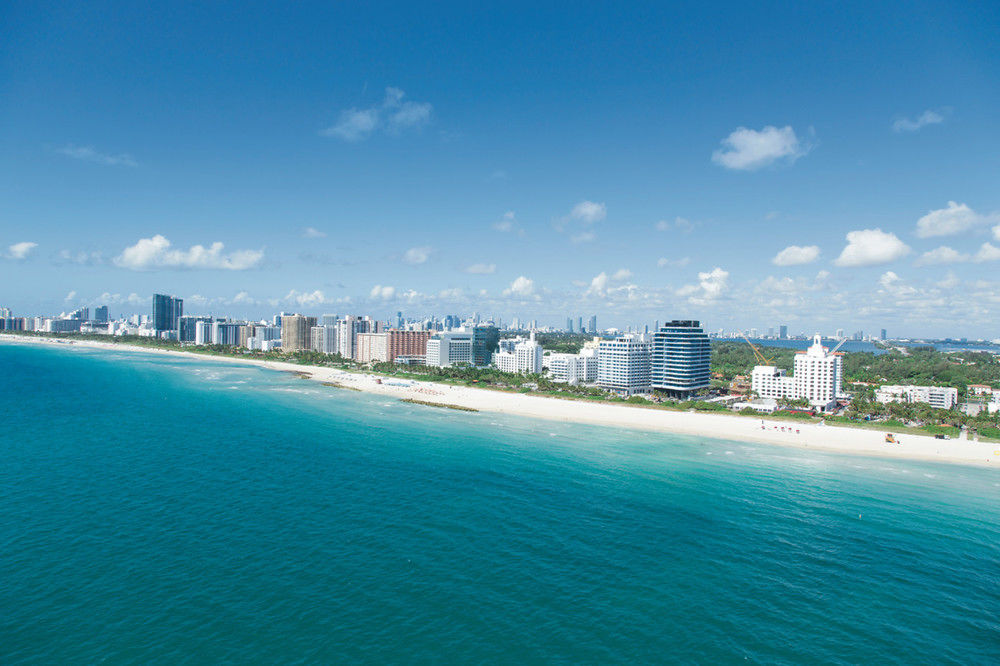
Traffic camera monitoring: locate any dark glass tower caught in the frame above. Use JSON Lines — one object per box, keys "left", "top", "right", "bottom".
{"left": 152, "top": 294, "right": 183, "bottom": 332}
{"left": 650, "top": 320, "right": 710, "bottom": 398}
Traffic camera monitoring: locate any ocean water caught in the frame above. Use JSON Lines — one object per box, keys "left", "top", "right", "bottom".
{"left": 2, "top": 343, "right": 999, "bottom": 664}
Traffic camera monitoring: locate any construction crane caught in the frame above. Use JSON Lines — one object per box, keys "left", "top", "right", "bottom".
{"left": 739, "top": 331, "right": 776, "bottom": 365}
{"left": 829, "top": 338, "right": 848, "bottom": 354}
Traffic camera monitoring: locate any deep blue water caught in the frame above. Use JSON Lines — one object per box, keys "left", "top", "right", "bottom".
{"left": 2, "top": 342, "right": 999, "bottom": 664}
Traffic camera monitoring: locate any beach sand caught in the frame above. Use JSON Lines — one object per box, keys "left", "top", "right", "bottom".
{"left": 4, "top": 334, "right": 998, "bottom": 468}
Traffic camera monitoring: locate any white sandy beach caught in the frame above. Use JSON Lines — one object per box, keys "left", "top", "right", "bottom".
{"left": 4, "top": 333, "right": 999, "bottom": 468}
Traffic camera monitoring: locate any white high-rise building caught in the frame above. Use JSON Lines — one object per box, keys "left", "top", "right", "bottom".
{"left": 751, "top": 334, "right": 843, "bottom": 411}
{"left": 547, "top": 348, "right": 599, "bottom": 384}
{"left": 598, "top": 335, "right": 651, "bottom": 395}
{"left": 195, "top": 320, "right": 213, "bottom": 345}
{"left": 425, "top": 331, "right": 474, "bottom": 367}
{"left": 336, "top": 316, "right": 358, "bottom": 359}
{"left": 310, "top": 325, "right": 339, "bottom": 354}
{"left": 493, "top": 332, "right": 543, "bottom": 374}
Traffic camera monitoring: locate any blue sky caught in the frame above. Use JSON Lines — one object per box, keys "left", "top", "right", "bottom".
{"left": 2, "top": 1, "right": 999, "bottom": 336}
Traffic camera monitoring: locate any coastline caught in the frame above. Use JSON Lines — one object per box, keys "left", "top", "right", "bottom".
{"left": 4, "top": 333, "right": 998, "bottom": 469}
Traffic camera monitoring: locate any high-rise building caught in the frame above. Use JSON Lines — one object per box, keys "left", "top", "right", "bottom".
{"left": 566, "top": 317, "right": 574, "bottom": 333}
{"left": 751, "top": 334, "right": 843, "bottom": 411}
{"left": 385, "top": 330, "right": 432, "bottom": 362}
{"left": 152, "top": 294, "right": 183, "bottom": 332}
{"left": 472, "top": 324, "right": 500, "bottom": 367}
{"left": 779, "top": 325, "right": 788, "bottom": 340}
{"left": 94, "top": 306, "right": 109, "bottom": 323}
{"left": 650, "top": 320, "right": 711, "bottom": 398}
{"left": 310, "top": 325, "right": 339, "bottom": 354}
{"left": 493, "top": 332, "right": 543, "bottom": 374}
{"left": 598, "top": 335, "right": 651, "bottom": 395}
{"left": 355, "top": 332, "right": 389, "bottom": 363}
{"left": 880, "top": 328, "right": 887, "bottom": 340}
{"left": 577, "top": 316, "right": 583, "bottom": 333}
{"left": 426, "top": 331, "right": 474, "bottom": 367}
{"left": 179, "top": 315, "right": 211, "bottom": 342}
{"left": 280, "top": 314, "right": 316, "bottom": 352}
{"left": 588, "top": 315, "right": 597, "bottom": 334}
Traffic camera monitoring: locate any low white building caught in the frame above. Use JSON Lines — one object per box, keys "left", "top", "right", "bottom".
{"left": 876, "top": 385, "right": 958, "bottom": 410}
{"left": 493, "top": 333, "right": 543, "bottom": 374}
{"left": 548, "top": 349, "right": 599, "bottom": 384}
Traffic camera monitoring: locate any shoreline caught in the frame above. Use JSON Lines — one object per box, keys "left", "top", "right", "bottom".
{"left": 4, "top": 333, "right": 998, "bottom": 469}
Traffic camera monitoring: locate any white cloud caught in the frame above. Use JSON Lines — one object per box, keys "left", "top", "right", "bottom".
{"left": 465, "top": 263, "right": 496, "bottom": 274}
{"left": 57, "top": 145, "right": 137, "bottom": 167}
{"left": 583, "top": 269, "right": 638, "bottom": 300}
{"left": 974, "top": 243, "right": 1000, "bottom": 263}
{"left": 321, "top": 108, "right": 379, "bottom": 141}
{"left": 772, "top": 244, "right": 821, "bottom": 266}
{"left": 370, "top": 285, "right": 396, "bottom": 300}
{"left": 56, "top": 249, "right": 103, "bottom": 265}
{"left": 711, "top": 125, "right": 809, "bottom": 170}
{"left": 114, "top": 235, "right": 264, "bottom": 271}
{"left": 676, "top": 267, "right": 730, "bottom": 304}
{"left": 834, "top": 229, "right": 911, "bottom": 267}
{"left": 916, "top": 201, "right": 994, "bottom": 238}
{"left": 98, "top": 292, "right": 146, "bottom": 306}
{"left": 916, "top": 246, "right": 969, "bottom": 266}
{"left": 556, "top": 201, "right": 607, "bottom": 242}
{"left": 657, "top": 257, "right": 690, "bottom": 268}
{"left": 438, "top": 287, "right": 464, "bottom": 300}
{"left": 231, "top": 291, "right": 255, "bottom": 305}
{"left": 64, "top": 290, "right": 77, "bottom": 302}
{"left": 493, "top": 210, "right": 517, "bottom": 232}
{"left": 403, "top": 246, "right": 432, "bottom": 265}
{"left": 503, "top": 276, "right": 535, "bottom": 297}
{"left": 321, "top": 87, "right": 432, "bottom": 141}
{"left": 284, "top": 290, "right": 329, "bottom": 308}
{"left": 893, "top": 110, "right": 944, "bottom": 133}
{"left": 6, "top": 241, "right": 38, "bottom": 260}
{"left": 569, "top": 201, "right": 607, "bottom": 224}
{"left": 302, "top": 227, "right": 327, "bottom": 238}
{"left": 655, "top": 216, "right": 694, "bottom": 232}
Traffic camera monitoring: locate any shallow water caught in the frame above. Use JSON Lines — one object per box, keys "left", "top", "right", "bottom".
{"left": 2, "top": 342, "right": 999, "bottom": 663}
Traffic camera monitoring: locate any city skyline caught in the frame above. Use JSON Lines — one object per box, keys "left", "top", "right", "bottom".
{"left": 2, "top": 3, "right": 999, "bottom": 336}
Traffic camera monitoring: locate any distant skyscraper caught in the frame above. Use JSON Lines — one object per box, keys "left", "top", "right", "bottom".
{"left": 650, "top": 320, "right": 711, "bottom": 398}
{"left": 281, "top": 314, "right": 316, "bottom": 352}
{"left": 94, "top": 306, "right": 109, "bottom": 323}
{"left": 577, "top": 316, "right": 583, "bottom": 333}
{"left": 779, "top": 325, "right": 788, "bottom": 339}
{"left": 472, "top": 324, "right": 500, "bottom": 366}
{"left": 152, "top": 294, "right": 183, "bottom": 332}
{"left": 880, "top": 328, "right": 887, "bottom": 340}
{"left": 588, "top": 315, "right": 597, "bottom": 334}
{"left": 566, "top": 317, "right": 574, "bottom": 333}
{"left": 396, "top": 311, "right": 404, "bottom": 329}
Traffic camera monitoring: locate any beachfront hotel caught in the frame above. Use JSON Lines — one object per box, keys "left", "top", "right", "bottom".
{"left": 650, "top": 320, "right": 711, "bottom": 399}
{"left": 597, "top": 334, "right": 651, "bottom": 396}
{"left": 751, "top": 334, "right": 844, "bottom": 412}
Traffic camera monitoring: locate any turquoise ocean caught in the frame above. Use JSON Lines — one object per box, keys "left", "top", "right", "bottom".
{"left": 2, "top": 342, "right": 999, "bottom": 664}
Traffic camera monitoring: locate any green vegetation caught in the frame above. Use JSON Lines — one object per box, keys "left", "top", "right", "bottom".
{"left": 8, "top": 330, "right": 1000, "bottom": 440}
{"left": 534, "top": 332, "right": 597, "bottom": 355}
